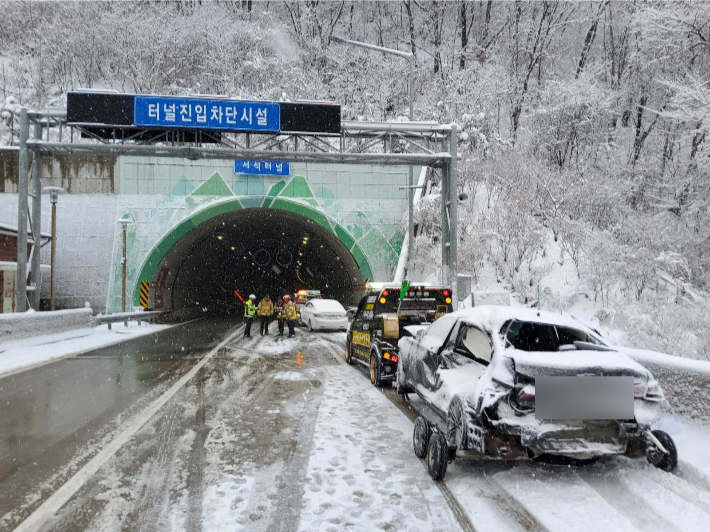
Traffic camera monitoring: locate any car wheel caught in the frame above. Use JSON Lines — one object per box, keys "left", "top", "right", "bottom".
{"left": 427, "top": 432, "right": 448, "bottom": 481}
{"left": 308, "top": 320, "right": 313, "bottom": 332}
{"left": 370, "top": 351, "right": 384, "bottom": 388}
{"left": 647, "top": 430, "right": 678, "bottom": 472}
{"left": 345, "top": 339, "right": 353, "bottom": 365}
{"left": 413, "top": 416, "right": 431, "bottom": 459}
{"left": 447, "top": 396, "right": 469, "bottom": 452}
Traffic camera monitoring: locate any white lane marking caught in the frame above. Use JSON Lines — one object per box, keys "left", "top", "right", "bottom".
{"left": 319, "top": 339, "right": 347, "bottom": 366}
{"left": 13, "top": 324, "right": 245, "bottom": 532}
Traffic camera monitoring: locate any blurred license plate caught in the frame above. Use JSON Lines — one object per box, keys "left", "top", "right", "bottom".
{"left": 535, "top": 376, "right": 634, "bottom": 420}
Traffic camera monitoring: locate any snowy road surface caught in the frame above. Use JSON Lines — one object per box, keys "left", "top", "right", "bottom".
{"left": 1, "top": 319, "right": 709, "bottom": 531}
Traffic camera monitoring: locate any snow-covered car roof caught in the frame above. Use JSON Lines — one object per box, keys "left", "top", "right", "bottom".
{"left": 447, "top": 305, "right": 595, "bottom": 336}
{"left": 308, "top": 299, "right": 346, "bottom": 312}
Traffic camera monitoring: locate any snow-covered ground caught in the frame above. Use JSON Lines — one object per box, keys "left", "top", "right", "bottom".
{"left": 0, "top": 320, "right": 171, "bottom": 376}
{"left": 6, "top": 327, "right": 710, "bottom": 532}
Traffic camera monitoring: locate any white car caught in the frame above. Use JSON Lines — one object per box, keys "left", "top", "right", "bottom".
{"left": 397, "top": 305, "right": 676, "bottom": 480}
{"left": 300, "top": 299, "right": 348, "bottom": 332}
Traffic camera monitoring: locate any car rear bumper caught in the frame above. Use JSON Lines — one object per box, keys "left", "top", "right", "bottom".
{"left": 313, "top": 317, "right": 348, "bottom": 330}
{"left": 514, "top": 419, "right": 639, "bottom": 457}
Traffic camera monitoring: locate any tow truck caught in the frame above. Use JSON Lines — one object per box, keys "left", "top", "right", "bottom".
{"left": 345, "top": 282, "right": 453, "bottom": 387}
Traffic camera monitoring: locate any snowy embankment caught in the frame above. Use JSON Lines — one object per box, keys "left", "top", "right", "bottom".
{"left": 0, "top": 321, "right": 171, "bottom": 376}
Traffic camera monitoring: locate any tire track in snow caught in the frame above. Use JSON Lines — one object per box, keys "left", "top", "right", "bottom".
{"left": 318, "top": 339, "right": 480, "bottom": 532}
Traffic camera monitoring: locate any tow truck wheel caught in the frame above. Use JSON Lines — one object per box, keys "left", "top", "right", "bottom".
{"left": 427, "top": 432, "right": 448, "bottom": 481}
{"left": 413, "top": 416, "right": 430, "bottom": 459}
{"left": 345, "top": 339, "right": 353, "bottom": 365}
{"left": 446, "top": 396, "right": 469, "bottom": 452}
{"left": 370, "top": 351, "right": 384, "bottom": 388}
{"left": 647, "top": 430, "right": 678, "bottom": 472}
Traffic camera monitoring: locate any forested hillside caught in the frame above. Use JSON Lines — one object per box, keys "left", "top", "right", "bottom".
{"left": 2, "top": 1, "right": 709, "bottom": 357}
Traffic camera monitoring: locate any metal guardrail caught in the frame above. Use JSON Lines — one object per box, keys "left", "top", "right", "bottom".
{"left": 94, "top": 310, "right": 163, "bottom": 330}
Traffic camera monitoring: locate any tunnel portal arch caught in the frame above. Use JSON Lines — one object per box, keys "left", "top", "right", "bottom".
{"left": 133, "top": 198, "right": 373, "bottom": 312}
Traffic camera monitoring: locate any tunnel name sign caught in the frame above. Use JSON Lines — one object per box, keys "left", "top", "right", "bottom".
{"left": 234, "top": 160, "right": 290, "bottom": 177}
{"left": 134, "top": 96, "right": 280, "bottom": 132}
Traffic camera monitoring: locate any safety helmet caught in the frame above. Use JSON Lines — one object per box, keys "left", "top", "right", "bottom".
{"left": 283, "top": 295, "right": 291, "bottom": 301}
{"left": 249, "top": 294, "right": 256, "bottom": 300}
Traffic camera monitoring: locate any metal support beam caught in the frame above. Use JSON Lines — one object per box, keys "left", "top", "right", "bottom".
{"left": 31, "top": 121, "right": 43, "bottom": 309}
{"left": 16, "top": 108, "right": 29, "bottom": 312}
{"left": 448, "top": 124, "right": 459, "bottom": 309}
{"left": 27, "top": 142, "right": 450, "bottom": 167}
{"left": 440, "top": 135, "right": 450, "bottom": 287}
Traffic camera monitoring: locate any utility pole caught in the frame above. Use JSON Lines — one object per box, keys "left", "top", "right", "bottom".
{"left": 44, "top": 186, "right": 64, "bottom": 310}
{"left": 332, "top": 36, "right": 415, "bottom": 278}
{"left": 118, "top": 217, "right": 132, "bottom": 312}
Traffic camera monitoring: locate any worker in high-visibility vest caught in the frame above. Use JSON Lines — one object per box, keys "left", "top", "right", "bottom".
{"left": 258, "top": 294, "right": 275, "bottom": 336}
{"left": 243, "top": 294, "right": 257, "bottom": 338}
{"left": 275, "top": 297, "right": 285, "bottom": 336}
{"left": 282, "top": 295, "right": 298, "bottom": 338}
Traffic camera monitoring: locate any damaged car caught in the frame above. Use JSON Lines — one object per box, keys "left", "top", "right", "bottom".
{"left": 396, "top": 306, "right": 677, "bottom": 480}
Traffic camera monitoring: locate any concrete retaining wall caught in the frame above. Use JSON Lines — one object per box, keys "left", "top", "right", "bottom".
{"left": 0, "top": 308, "right": 94, "bottom": 350}
{"left": 620, "top": 347, "right": 710, "bottom": 422}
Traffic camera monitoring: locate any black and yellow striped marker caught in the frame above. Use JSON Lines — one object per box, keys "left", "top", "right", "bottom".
{"left": 139, "top": 280, "right": 150, "bottom": 308}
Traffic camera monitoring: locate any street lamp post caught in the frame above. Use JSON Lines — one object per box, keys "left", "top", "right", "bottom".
{"left": 332, "top": 36, "right": 415, "bottom": 279}
{"left": 118, "top": 217, "right": 132, "bottom": 313}
{"left": 43, "top": 186, "right": 64, "bottom": 311}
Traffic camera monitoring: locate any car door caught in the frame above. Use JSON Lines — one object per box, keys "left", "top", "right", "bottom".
{"left": 434, "top": 322, "right": 492, "bottom": 396}
{"left": 302, "top": 301, "right": 314, "bottom": 324}
{"left": 350, "top": 296, "right": 370, "bottom": 360}
{"left": 412, "top": 315, "right": 458, "bottom": 394}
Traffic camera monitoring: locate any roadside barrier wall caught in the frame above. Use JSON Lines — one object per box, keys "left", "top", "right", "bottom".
{"left": 0, "top": 308, "right": 94, "bottom": 351}
{"left": 621, "top": 347, "right": 710, "bottom": 422}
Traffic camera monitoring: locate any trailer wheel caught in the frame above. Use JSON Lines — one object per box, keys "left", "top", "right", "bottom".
{"left": 647, "top": 430, "right": 678, "bottom": 472}
{"left": 413, "top": 416, "right": 430, "bottom": 459}
{"left": 427, "top": 432, "right": 448, "bottom": 481}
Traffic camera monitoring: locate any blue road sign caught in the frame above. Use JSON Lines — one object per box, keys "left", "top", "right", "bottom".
{"left": 234, "top": 160, "right": 290, "bottom": 177}
{"left": 134, "top": 96, "right": 280, "bottom": 132}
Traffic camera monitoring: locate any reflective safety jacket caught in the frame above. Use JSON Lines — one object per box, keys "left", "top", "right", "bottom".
{"left": 257, "top": 298, "right": 275, "bottom": 317}
{"left": 275, "top": 303, "right": 284, "bottom": 319}
{"left": 244, "top": 300, "right": 257, "bottom": 318}
{"left": 283, "top": 301, "right": 298, "bottom": 321}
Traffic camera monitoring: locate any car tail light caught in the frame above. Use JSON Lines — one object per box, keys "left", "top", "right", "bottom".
{"left": 634, "top": 383, "right": 646, "bottom": 398}
{"left": 382, "top": 289, "right": 390, "bottom": 297}
{"left": 644, "top": 380, "right": 664, "bottom": 402}
{"left": 516, "top": 384, "right": 535, "bottom": 408}
{"left": 391, "top": 354, "right": 398, "bottom": 363}
{"left": 313, "top": 313, "right": 321, "bottom": 317}
{"left": 442, "top": 289, "right": 451, "bottom": 297}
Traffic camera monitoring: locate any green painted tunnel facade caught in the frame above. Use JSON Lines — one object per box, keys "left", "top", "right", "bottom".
{"left": 106, "top": 157, "right": 414, "bottom": 312}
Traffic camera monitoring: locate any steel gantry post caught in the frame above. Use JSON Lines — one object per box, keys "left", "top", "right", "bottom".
{"left": 440, "top": 132, "right": 450, "bottom": 288}
{"left": 30, "top": 121, "right": 43, "bottom": 310}
{"left": 16, "top": 108, "right": 30, "bottom": 312}
{"left": 448, "top": 124, "right": 459, "bottom": 309}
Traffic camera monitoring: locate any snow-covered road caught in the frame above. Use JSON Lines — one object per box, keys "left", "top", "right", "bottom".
{"left": 2, "top": 322, "right": 709, "bottom": 532}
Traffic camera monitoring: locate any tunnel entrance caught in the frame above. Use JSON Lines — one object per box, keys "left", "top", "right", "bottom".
{"left": 145, "top": 206, "right": 366, "bottom": 315}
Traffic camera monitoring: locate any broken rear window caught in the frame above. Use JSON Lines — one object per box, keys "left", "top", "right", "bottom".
{"left": 503, "top": 320, "right": 594, "bottom": 352}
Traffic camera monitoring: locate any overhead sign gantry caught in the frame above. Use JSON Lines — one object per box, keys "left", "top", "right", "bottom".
{"left": 14, "top": 91, "right": 460, "bottom": 312}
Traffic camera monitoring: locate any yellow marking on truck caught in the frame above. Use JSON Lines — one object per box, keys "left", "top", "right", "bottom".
{"left": 352, "top": 331, "right": 371, "bottom": 349}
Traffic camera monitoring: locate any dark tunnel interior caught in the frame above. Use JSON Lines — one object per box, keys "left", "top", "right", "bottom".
{"left": 156, "top": 209, "right": 365, "bottom": 315}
